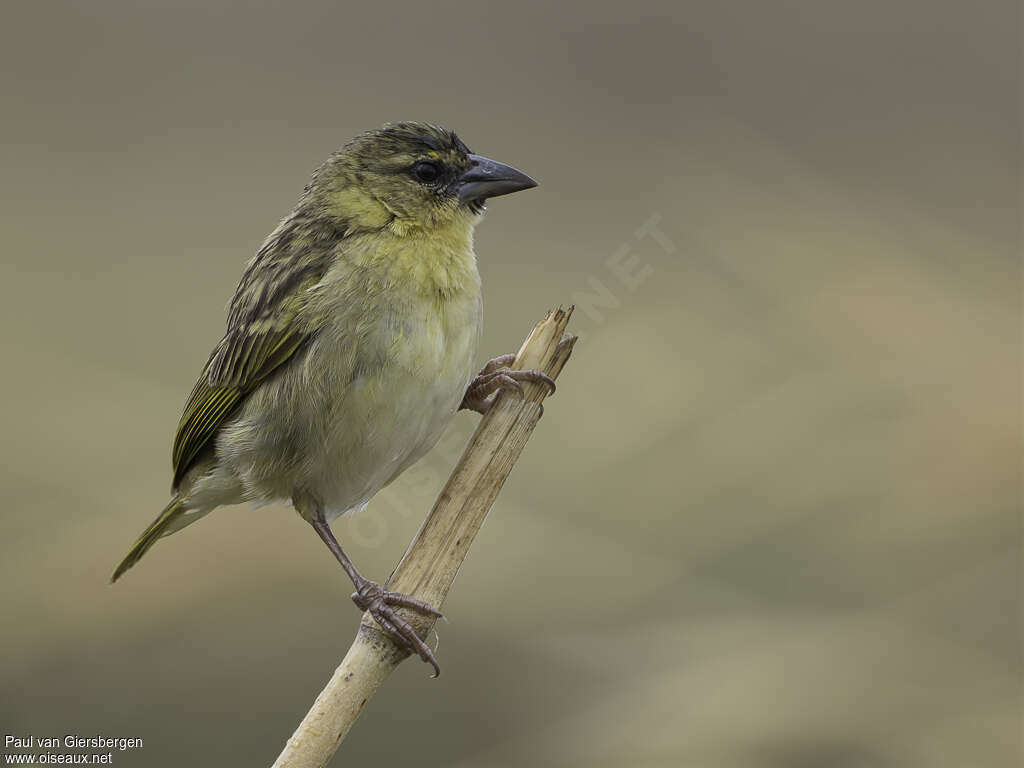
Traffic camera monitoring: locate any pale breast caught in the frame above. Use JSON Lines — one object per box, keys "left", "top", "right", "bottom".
{"left": 217, "top": 219, "right": 484, "bottom": 518}
{"left": 304, "top": 284, "right": 482, "bottom": 517}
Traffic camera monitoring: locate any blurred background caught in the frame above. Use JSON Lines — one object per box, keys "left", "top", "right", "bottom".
{"left": 1, "top": 1, "right": 1019, "bottom": 766}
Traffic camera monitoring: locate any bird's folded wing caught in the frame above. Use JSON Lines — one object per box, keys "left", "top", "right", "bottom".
{"left": 171, "top": 288, "right": 316, "bottom": 488}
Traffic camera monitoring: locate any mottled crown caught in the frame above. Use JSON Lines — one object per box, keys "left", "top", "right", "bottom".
{"left": 340, "top": 122, "right": 471, "bottom": 169}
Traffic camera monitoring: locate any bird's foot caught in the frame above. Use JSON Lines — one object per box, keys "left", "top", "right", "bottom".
{"left": 460, "top": 353, "right": 556, "bottom": 414}
{"left": 352, "top": 580, "right": 443, "bottom": 676}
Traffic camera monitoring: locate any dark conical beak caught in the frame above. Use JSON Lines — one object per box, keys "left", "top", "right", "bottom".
{"left": 457, "top": 154, "right": 538, "bottom": 203}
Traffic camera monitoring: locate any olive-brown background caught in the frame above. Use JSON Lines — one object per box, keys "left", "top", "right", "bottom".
{"left": 2, "top": 1, "right": 1020, "bottom": 766}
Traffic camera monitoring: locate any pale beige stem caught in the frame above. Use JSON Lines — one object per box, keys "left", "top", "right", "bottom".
{"left": 272, "top": 307, "right": 576, "bottom": 768}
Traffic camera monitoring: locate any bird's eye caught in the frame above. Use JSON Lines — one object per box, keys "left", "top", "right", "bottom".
{"left": 412, "top": 161, "right": 440, "bottom": 183}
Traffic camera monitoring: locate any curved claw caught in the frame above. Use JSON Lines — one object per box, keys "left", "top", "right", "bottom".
{"left": 494, "top": 373, "right": 525, "bottom": 398}
{"left": 374, "top": 610, "right": 441, "bottom": 678}
{"left": 460, "top": 355, "right": 557, "bottom": 415}
{"left": 478, "top": 353, "right": 516, "bottom": 377}
{"left": 521, "top": 369, "right": 556, "bottom": 395}
{"left": 382, "top": 590, "right": 444, "bottom": 617}
{"left": 352, "top": 581, "right": 443, "bottom": 676}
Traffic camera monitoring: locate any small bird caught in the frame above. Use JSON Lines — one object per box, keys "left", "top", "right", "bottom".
{"left": 112, "top": 122, "right": 551, "bottom": 674}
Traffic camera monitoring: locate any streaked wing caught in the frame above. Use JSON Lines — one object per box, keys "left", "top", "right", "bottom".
{"left": 171, "top": 232, "right": 331, "bottom": 487}
{"left": 171, "top": 323, "right": 309, "bottom": 487}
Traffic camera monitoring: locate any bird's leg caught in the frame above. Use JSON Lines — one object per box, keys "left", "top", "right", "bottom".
{"left": 311, "top": 515, "right": 442, "bottom": 676}
{"left": 460, "top": 353, "right": 556, "bottom": 415}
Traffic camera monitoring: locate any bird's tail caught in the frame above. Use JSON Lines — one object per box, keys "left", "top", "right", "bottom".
{"left": 110, "top": 497, "right": 188, "bottom": 583}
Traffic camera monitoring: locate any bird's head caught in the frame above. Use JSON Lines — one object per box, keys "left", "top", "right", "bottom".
{"left": 305, "top": 122, "right": 537, "bottom": 234}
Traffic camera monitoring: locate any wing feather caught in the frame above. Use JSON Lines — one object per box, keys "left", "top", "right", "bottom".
{"left": 171, "top": 320, "right": 311, "bottom": 488}
{"left": 170, "top": 218, "right": 335, "bottom": 488}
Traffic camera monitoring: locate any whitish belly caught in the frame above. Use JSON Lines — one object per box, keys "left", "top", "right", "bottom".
{"left": 221, "top": 293, "right": 482, "bottom": 519}
{"left": 312, "top": 311, "right": 478, "bottom": 517}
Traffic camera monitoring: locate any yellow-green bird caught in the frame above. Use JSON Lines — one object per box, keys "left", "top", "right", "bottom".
{"left": 111, "top": 122, "right": 549, "bottom": 674}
